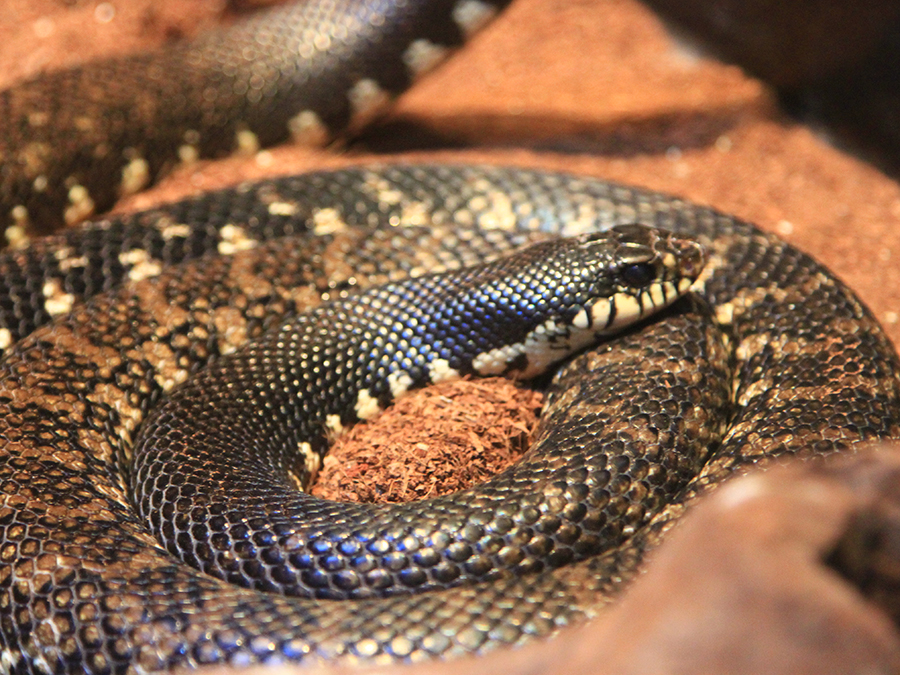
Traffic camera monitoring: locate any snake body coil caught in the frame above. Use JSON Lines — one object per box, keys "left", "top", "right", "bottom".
{"left": 130, "top": 227, "right": 702, "bottom": 600}
{"left": 0, "top": 1, "right": 899, "bottom": 674}
{"left": 0, "top": 165, "right": 898, "bottom": 673}
{"left": 0, "top": 0, "right": 513, "bottom": 238}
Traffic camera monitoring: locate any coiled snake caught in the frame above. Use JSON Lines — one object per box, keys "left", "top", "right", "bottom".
{"left": 1, "top": 1, "right": 900, "bottom": 674}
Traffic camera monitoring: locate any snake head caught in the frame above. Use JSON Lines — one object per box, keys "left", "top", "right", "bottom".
{"left": 552, "top": 224, "right": 706, "bottom": 341}
{"left": 589, "top": 223, "right": 707, "bottom": 331}
{"left": 609, "top": 223, "right": 707, "bottom": 293}
{"left": 469, "top": 224, "right": 706, "bottom": 379}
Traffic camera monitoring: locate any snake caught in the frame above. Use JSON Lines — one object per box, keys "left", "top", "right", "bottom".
{"left": 1, "top": 1, "right": 900, "bottom": 674}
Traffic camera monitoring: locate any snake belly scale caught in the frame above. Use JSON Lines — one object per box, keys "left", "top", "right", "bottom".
{"left": 0, "top": 1, "right": 898, "bottom": 674}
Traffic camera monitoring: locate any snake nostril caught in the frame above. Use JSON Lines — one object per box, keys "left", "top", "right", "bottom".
{"left": 678, "top": 242, "right": 706, "bottom": 279}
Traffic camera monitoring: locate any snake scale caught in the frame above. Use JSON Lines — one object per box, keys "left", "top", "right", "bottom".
{"left": 1, "top": 1, "right": 900, "bottom": 674}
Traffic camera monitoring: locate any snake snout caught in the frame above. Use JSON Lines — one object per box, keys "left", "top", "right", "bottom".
{"left": 669, "top": 234, "right": 707, "bottom": 288}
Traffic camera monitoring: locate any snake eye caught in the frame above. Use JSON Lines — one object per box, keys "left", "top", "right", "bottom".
{"left": 620, "top": 262, "right": 656, "bottom": 288}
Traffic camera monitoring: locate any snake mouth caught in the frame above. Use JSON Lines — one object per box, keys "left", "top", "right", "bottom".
{"left": 588, "top": 278, "right": 688, "bottom": 336}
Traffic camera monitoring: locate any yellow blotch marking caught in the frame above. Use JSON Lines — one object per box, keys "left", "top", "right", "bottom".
{"left": 560, "top": 201, "right": 604, "bottom": 236}
{"left": 178, "top": 144, "right": 199, "bottom": 164}
{"left": 399, "top": 201, "right": 430, "bottom": 227}
{"left": 27, "top": 112, "right": 49, "bottom": 127}
{"left": 403, "top": 39, "right": 449, "bottom": 77}
{"left": 212, "top": 307, "right": 248, "bottom": 356}
{"left": 87, "top": 381, "right": 143, "bottom": 445}
{"left": 714, "top": 284, "right": 790, "bottom": 327}
{"left": 57, "top": 254, "right": 89, "bottom": 272}
{"left": 135, "top": 340, "right": 189, "bottom": 394}
{"left": 73, "top": 116, "right": 95, "bottom": 132}
{"left": 268, "top": 201, "right": 299, "bottom": 217}
{"left": 354, "top": 389, "right": 382, "bottom": 421}
{"left": 118, "top": 248, "right": 162, "bottom": 282}
{"left": 428, "top": 358, "right": 460, "bottom": 383}
{"left": 288, "top": 110, "right": 330, "bottom": 147}
{"left": 159, "top": 222, "right": 191, "bottom": 240}
{"left": 388, "top": 370, "right": 414, "bottom": 398}
{"left": 64, "top": 184, "right": 95, "bottom": 224}
{"left": 20, "top": 142, "right": 51, "bottom": 175}
{"left": 469, "top": 191, "right": 516, "bottom": 231}
{"left": 452, "top": 0, "right": 498, "bottom": 36}
{"left": 347, "top": 78, "right": 390, "bottom": 130}
{"left": 9, "top": 204, "right": 29, "bottom": 224}
{"left": 325, "top": 414, "right": 344, "bottom": 440}
{"left": 234, "top": 129, "right": 260, "bottom": 156}
{"left": 42, "top": 279, "right": 75, "bottom": 316}
{"left": 218, "top": 224, "right": 258, "bottom": 255}
{"left": 120, "top": 156, "right": 150, "bottom": 196}
{"left": 178, "top": 129, "right": 201, "bottom": 164}
{"left": 312, "top": 208, "right": 348, "bottom": 235}
{"left": 362, "top": 173, "right": 404, "bottom": 206}
{"left": 302, "top": 442, "right": 320, "bottom": 483}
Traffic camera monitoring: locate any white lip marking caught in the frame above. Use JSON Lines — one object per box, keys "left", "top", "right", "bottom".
{"left": 608, "top": 292, "right": 642, "bottom": 330}
{"left": 647, "top": 282, "right": 666, "bottom": 309}
{"left": 591, "top": 300, "right": 611, "bottom": 329}
{"left": 572, "top": 308, "right": 590, "bottom": 329}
